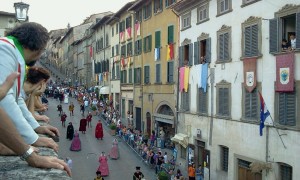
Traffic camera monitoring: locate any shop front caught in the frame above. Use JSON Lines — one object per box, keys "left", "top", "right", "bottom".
{"left": 154, "top": 113, "right": 175, "bottom": 149}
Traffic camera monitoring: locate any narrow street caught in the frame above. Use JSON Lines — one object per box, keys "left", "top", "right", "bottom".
{"left": 45, "top": 97, "right": 156, "bottom": 180}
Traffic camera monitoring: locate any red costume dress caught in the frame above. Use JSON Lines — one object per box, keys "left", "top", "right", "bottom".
{"left": 95, "top": 121, "right": 104, "bottom": 139}
{"left": 79, "top": 118, "right": 87, "bottom": 133}
{"left": 97, "top": 155, "right": 109, "bottom": 176}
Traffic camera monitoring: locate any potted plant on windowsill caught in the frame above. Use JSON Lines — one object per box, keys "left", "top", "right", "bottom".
{"left": 109, "top": 123, "right": 117, "bottom": 136}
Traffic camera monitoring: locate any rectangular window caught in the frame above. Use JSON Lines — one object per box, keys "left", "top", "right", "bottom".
{"left": 182, "top": 13, "right": 191, "bottom": 30}
{"left": 156, "top": 64, "right": 161, "bottom": 83}
{"left": 197, "top": 4, "right": 209, "bottom": 23}
{"left": 116, "top": 65, "right": 120, "bottom": 79}
{"left": 155, "top": 31, "right": 161, "bottom": 48}
{"left": 121, "top": 45, "right": 126, "bottom": 57}
{"left": 154, "top": 0, "right": 163, "bottom": 14}
{"left": 280, "top": 163, "right": 292, "bottom": 180}
{"left": 143, "top": 3, "right": 152, "bottom": 20}
{"left": 135, "top": 39, "right": 142, "bottom": 55}
{"left": 217, "top": 87, "right": 230, "bottom": 117}
{"left": 127, "top": 42, "right": 133, "bottom": 56}
{"left": 126, "top": 16, "right": 132, "bottom": 29}
{"left": 112, "top": 27, "right": 114, "bottom": 36}
{"left": 167, "top": 61, "right": 174, "bottom": 83}
{"left": 243, "top": 88, "right": 258, "bottom": 121}
{"left": 278, "top": 92, "right": 296, "bottom": 126}
{"left": 242, "top": 0, "right": 261, "bottom": 6}
{"left": 116, "top": 44, "right": 119, "bottom": 55}
{"left": 217, "top": 28, "right": 231, "bottom": 62}
{"left": 116, "top": 23, "right": 119, "bottom": 34}
{"left": 181, "top": 85, "right": 190, "bottom": 111}
{"left": 124, "top": 70, "right": 127, "bottom": 83}
{"left": 135, "top": 9, "right": 143, "bottom": 22}
{"left": 194, "top": 38, "right": 211, "bottom": 65}
{"left": 198, "top": 88, "right": 208, "bottom": 114}
{"left": 144, "top": 66, "right": 150, "bottom": 84}
{"left": 168, "top": 25, "right": 174, "bottom": 44}
{"left": 220, "top": 146, "right": 229, "bottom": 172}
{"left": 165, "top": 0, "right": 176, "bottom": 7}
{"left": 217, "top": 0, "right": 232, "bottom": 15}
{"left": 134, "top": 67, "right": 141, "bottom": 84}
{"left": 144, "top": 35, "right": 152, "bottom": 53}
{"left": 244, "top": 24, "right": 259, "bottom": 57}
{"left": 179, "top": 44, "right": 193, "bottom": 67}
{"left": 111, "top": 46, "right": 114, "bottom": 57}
{"left": 129, "top": 68, "right": 133, "bottom": 83}
{"left": 106, "top": 34, "right": 109, "bottom": 47}
{"left": 180, "top": 145, "right": 186, "bottom": 159}
{"left": 112, "top": 63, "right": 115, "bottom": 79}
{"left": 100, "top": 38, "right": 104, "bottom": 49}
{"left": 119, "top": 21, "right": 125, "bottom": 32}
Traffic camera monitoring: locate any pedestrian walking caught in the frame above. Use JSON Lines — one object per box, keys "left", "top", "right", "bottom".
{"left": 66, "top": 122, "right": 74, "bottom": 140}
{"left": 60, "top": 112, "right": 67, "bottom": 127}
{"left": 108, "top": 138, "right": 119, "bottom": 160}
{"left": 79, "top": 118, "right": 87, "bottom": 134}
{"left": 188, "top": 163, "right": 196, "bottom": 180}
{"left": 196, "top": 165, "right": 204, "bottom": 180}
{"left": 86, "top": 112, "right": 93, "bottom": 128}
{"left": 70, "top": 130, "right": 81, "bottom": 151}
{"left": 95, "top": 120, "right": 104, "bottom": 140}
{"left": 97, "top": 152, "right": 109, "bottom": 177}
{"left": 69, "top": 102, "right": 74, "bottom": 116}
{"left": 57, "top": 103, "right": 63, "bottom": 116}
{"left": 80, "top": 103, "right": 85, "bottom": 116}
{"left": 133, "top": 166, "right": 144, "bottom": 180}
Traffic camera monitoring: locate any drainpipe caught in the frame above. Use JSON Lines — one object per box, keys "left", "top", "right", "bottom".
{"left": 209, "top": 68, "right": 215, "bottom": 146}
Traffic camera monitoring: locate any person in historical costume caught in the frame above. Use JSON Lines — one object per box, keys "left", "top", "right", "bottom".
{"left": 86, "top": 112, "right": 93, "bottom": 128}
{"left": 79, "top": 118, "right": 87, "bottom": 134}
{"left": 97, "top": 152, "right": 109, "bottom": 177}
{"left": 108, "top": 138, "right": 119, "bottom": 160}
{"left": 66, "top": 122, "right": 74, "bottom": 140}
{"left": 61, "top": 112, "right": 67, "bottom": 127}
{"left": 70, "top": 130, "right": 81, "bottom": 151}
{"left": 64, "top": 93, "right": 69, "bottom": 104}
{"left": 69, "top": 102, "right": 74, "bottom": 116}
{"left": 94, "top": 171, "right": 104, "bottom": 180}
{"left": 133, "top": 166, "right": 144, "bottom": 180}
{"left": 57, "top": 103, "right": 63, "bottom": 116}
{"left": 95, "top": 120, "right": 104, "bottom": 140}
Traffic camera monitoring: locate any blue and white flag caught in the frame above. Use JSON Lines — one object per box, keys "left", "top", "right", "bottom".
{"left": 259, "top": 92, "right": 272, "bottom": 136}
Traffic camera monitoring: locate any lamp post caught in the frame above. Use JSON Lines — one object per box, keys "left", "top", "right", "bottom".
{"left": 14, "top": 1, "right": 29, "bottom": 22}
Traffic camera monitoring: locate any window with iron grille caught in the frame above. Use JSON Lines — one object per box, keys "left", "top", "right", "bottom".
{"left": 217, "top": 26, "right": 231, "bottom": 63}
{"left": 167, "top": 61, "right": 174, "bottom": 83}
{"left": 143, "top": 3, "right": 152, "bottom": 20}
{"left": 135, "top": 39, "right": 142, "bottom": 55}
{"left": 182, "top": 12, "right": 191, "bottom": 30}
{"left": 181, "top": 85, "right": 190, "bottom": 111}
{"left": 144, "top": 35, "right": 152, "bottom": 53}
{"left": 216, "top": 82, "right": 231, "bottom": 118}
{"left": 134, "top": 67, "right": 141, "bottom": 84}
{"left": 277, "top": 92, "right": 296, "bottom": 126}
{"left": 144, "top": 66, "right": 150, "bottom": 84}
{"left": 198, "top": 88, "right": 208, "bottom": 114}
{"left": 127, "top": 42, "right": 133, "bottom": 56}
{"left": 154, "top": 0, "right": 163, "bottom": 14}
{"left": 165, "top": 0, "right": 176, "bottom": 7}
{"left": 280, "top": 163, "right": 292, "bottom": 180}
{"left": 243, "top": 87, "right": 259, "bottom": 121}
{"left": 197, "top": 4, "right": 209, "bottom": 23}
{"left": 217, "top": 0, "right": 232, "bottom": 15}
{"left": 242, "top": 18, "right": 261, "bottom": 57}
{"left": 238, "top": 159, "right": 251, "bottom": 168}
{"left": 129, "top": 68, "right": 133, "bottom": 83}
{"left": 220, "top": 146, "right": 229, "bottom": 172}
{"left": 155, "top": 64, "right": 161, "bottom": 83}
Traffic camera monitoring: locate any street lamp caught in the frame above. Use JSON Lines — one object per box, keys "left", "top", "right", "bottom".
{"left": 14, "top": 1, "right": 29, "bottom": 22}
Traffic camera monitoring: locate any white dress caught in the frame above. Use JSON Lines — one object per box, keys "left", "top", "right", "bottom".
{"left": 64, "top": 94, "right": 69, "bottom": 104}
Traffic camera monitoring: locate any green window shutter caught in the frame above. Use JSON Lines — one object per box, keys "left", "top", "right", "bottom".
{"left": 286, "top": 93, "right": 296, "bottom": 126}
{"left": 296, "top": 13, "right": 300, "bottom": 49}
{"left": 179, "top": 46, "right": 184, "bottom": 67}
{"left": 251, "top": 24, "right": 258, "bottom": 56}
{"left": 156, "top": 64, "right": 161, "bottom": 83}
{"left": 198, "top": 88, "right": 207, "bottom": 113}
{"left": 134, "top": 68, "right": 137, "bottom": 83}
{"left": 155, "top": 31, "right": 161, "bottom": 48}
{"left": 245, "top": 90, "right": 251, "bottom": 119}
{"left": 219, "top": 34, "right": 224, "bottom": 61}
{"left": 189, "top": 43, "right": 193, "bottom": 66}
{"left": 194, "top": 41, "right": 200, "bottom": 65}
{"left": 144, "top": 37, "right": 146, "bottom": 52}
{"left": 278, "top": 93, "right": 286, "bottom": 125}
{"left": 244, "top": 26, "right": 251, "bottom": 57}
{"left": 269, "top": 18, "right": 279, "bottom": 53}
{"left": 149, "top": 35, "right": 152, "bottom": 52}
{"left": 167, "top": 61, "right": 174, "bottom": 83}
{"left": 168, "top": 25, "right": 174, "bottom": 44}
{"left": 224, "top": 33, "right": 229, "bottom": 61}
{"left": 205, "top": 38, "right": 211, "bottom": 63}
{"left": 251, "top": 88, "right": 258, "bottom": 119}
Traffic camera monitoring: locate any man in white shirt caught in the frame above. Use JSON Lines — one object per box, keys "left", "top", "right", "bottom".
{"left": 290, "top": 34, "right": 296, "bottom": 50}
{"left": 164, "top": 152, "right": 168, "bottom": 164}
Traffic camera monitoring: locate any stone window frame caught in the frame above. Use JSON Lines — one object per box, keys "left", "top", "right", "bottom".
{"left": 216, "top": 80, "right": 231, "bottom": 119}
{"left": 197, "top": 3, "right": 209, "bottom": 24}
{"left": 241, "top": 83, "right": 261, "bottom": 122}
{"left": 241, "top": 16, "right": 262, "bottom": 58}
{"left": 216, "top": 0, "right": 232, "bottom": 17}
{"left": 241, "top": 0, "right": 261, "bottom": 8}
{"left": 216, "top": 25, "right": 232, "bottom": 64}
{"left": 181, "top": 12, "right": 191, "bottom": 31}
{"left": 275, "top": 81, "right": 300, "bottom": 130}
{"left": 278, "top": 162, "right": 293, "bottom": 180}
{"left": 220, "top": 145, "right": 229, "bottom": 172}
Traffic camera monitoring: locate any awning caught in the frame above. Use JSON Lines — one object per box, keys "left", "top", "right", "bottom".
{"left": 100, "top": 86, "right": 110, "bottom": 94}
{"left": 171, "top": 133, "right": 188, "bottom": 148}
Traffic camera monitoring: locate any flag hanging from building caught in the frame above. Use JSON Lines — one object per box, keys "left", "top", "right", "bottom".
{"left": 120, "top": 32, "right": 125, "bottom": 42}
{"left": 243, "top": 58, "right": 257, "bottom": 92}
{"left": 127, "top": 57, "right": 131, "bottom": 68}
{"left": 135, "top": 22, "right": 140, "bottom": 37}
{"left": 166, "top": 43, "right": 174, "bottom": 61}
{"left": 275, "top": 53, "right": 294, "bottom": 92}
{"left": 179, "top": 67, "right": 185, "bottom": 92}
{"left": 121, "top": 57, "right": 125, "bottom": 68}
{"left": 89, "top": 46, "right": 93, "bottom": 58}
{"left": 259, "top": 92, "right": 271, "bottom": 136}
{"left": 184, "top": 67, "right": 190, "bottom": 92}
{"left": 126, "top": 27, "right": 132, "bottom": 39}
{"left": 155, "top": 48, "right": 160, "bottom": 61}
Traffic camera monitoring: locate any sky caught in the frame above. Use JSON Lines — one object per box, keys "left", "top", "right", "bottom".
{"left": 1, "top": 0, "right": 134, "bottom": 31}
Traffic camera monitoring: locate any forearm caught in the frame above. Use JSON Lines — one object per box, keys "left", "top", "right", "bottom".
{"left": 0, "top": 108, "right": 29, "bottom": 155}
{"left": 34, "top": 96, "right": 44, "bottom": 110}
